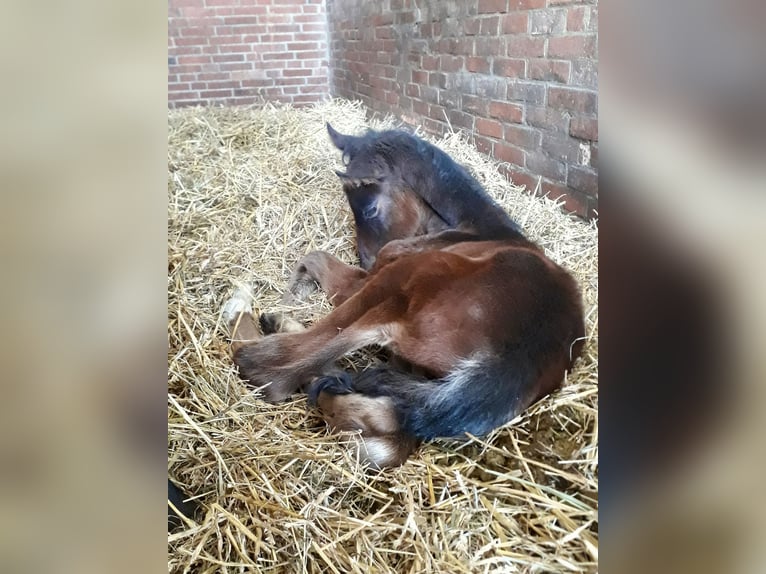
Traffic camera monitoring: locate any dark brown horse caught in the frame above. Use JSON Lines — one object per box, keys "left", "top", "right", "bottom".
{"left": 222, "top": 125, "right": 585, "bottom": 468}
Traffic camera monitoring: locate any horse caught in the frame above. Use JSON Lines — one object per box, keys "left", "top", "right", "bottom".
{"left": 221, "top": 124, "right": 585, "bottom": 468}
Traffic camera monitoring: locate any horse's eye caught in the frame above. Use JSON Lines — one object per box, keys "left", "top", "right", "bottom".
{"left": 363, "top": 203, "right": 379, "bottom": 220}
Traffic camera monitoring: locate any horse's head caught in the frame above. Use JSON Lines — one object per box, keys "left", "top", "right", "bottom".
{"left": 326, "top": 123, "right": 448, "bottom": 269}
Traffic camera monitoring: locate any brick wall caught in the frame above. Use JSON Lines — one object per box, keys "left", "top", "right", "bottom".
{"left": 168, "top": 0, "right": 330, "bottom": 107}
{"left": 327, "top": 0, "right": 598, "bottom": 217}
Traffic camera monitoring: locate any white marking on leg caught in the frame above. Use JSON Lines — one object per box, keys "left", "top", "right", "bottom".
{"left": 222, "top": 286, "right": 253, "bottom": 324}
{"left": 358, "top": 435, "right": 396, "bottom": 469}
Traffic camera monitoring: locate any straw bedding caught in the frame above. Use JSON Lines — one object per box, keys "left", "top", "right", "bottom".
{"left": 168, "top": 99, "right": 598, "bottom": 573}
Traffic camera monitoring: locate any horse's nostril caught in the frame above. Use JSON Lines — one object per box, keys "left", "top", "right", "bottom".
{"left": 297, "top": 264, "right": 307, "bottom": 274}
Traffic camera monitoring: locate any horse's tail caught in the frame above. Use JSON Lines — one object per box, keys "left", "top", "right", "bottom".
{"left": 309, "top": 354, "right": 546, "bottom": 468}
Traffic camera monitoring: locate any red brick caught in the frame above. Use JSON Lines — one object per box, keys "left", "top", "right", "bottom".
{"left": 422, "top": 55, "right": 439, "bottom": 70}
{"left": 464, "top": 18, "right": 481, "bottom": 36}
{"left": 280, "top": 77, "right": 307, "bottom": 87}
{"left": 216, "top": 44, "right": 253, "bottom": 53}
{"left": 412, "top": 70, "right": 428, "bottom": 83}
{"left": 219, "top": 62, "right": 252, "bottom": 72}
{"left": 541, "top": 133, "right": 581, "bottom": 162}
{"left": 508, "top": 0, "right": 545, "bottom": 9}
{"left": 421, "top": 86, "right": 439, "bottom": 103}
{"left": 548, "top": 35, "right": 596, "bottom": 59}
{"left": 501, "top": 13, "right": 528, "bottom": 34}
{"left": 507, "top": 80, "right": 545, "bottom": 104}
{"left": 223, "top": 16, "right": 260, "bottom": 25}
{"left": 463, "top": 94, "right": 488, "bottom": 115}
{"left": 529, "top": 8, "right": 567, "bottom": 35}
{"left": 548, "top": 87, "right": 597, "bottom": 114}
{"left": 295, "top": 32, "right": 325, "bottom": 42}
{"left": 448, "top": 110, "right": 474, "bottom": 130}
{"left": 293, "top": 14, "right": 321, "bottom": 23}
{"left": 205, "top": 80, "right": 240, "bottom": 90}
{"left": 168, "top": 83, "right": 191, "bottom": 93}
{"left": 504, "top": 125, "right": 540, "bottom": 149}
{"left": 178, "top": 55, "right": 212, "bottom": 65}
{"left": 168, "top": 46, "right": 202, "bottom": 56}
{"left": 567, "top": 6, "right": 588, "bottom": 31}
{"left": 539, "top": 180, "right": 568, "bottom": 201}
{"left": 466, "top": 56, "right": 490, "bottom": 73}
{"left": 241, "top": 78, "right": 274, "bottom": 88}
{"left": 480, "top": 16, "right": 500, "bottom": 35}
{"left": 494, "top": 142, "right": 525, "bottom": 167}
{"left": 570, "top": 116, "right": 598, "bottom": 141}
{"left": 440, "top": 55, "right": 464, "bottom": 72}
{"left": 174, "top": 64, "right": 203, "bottom": 74}
{"left": 478, "top": 0, "right": 508, "bottom": 14}
{"left": 528, "top": 59, "right": 570, "bottom": 83}
{"left": 476, "top": 118, "right": 503, "bottom": 139}
{"left": 262, "top": 52, "right": 294, "bottom": 60}
{"left": 200, "top": 89, "right": 233, "bottom": 98}
{"left": 209, "top": 34, "right": 241, "bottom": 46}
{"left": 493, "top": 58, "right": 525, "bottom": 78}
{"left": 505, "top": 168, "right": 538, "bottom": 192}
{"left": 429, "top": 72, "right": 447, "bottom": 89}
{"left": 569, "top": 190, "right": 594, "bottom": 217}
{"left": 413, "top": 99, "right": 428, "bottom": 115}
{"left": 568, "top": 166, "right": 598, "bottom": 196}
{"left": 287, "top": 42, "right": 320, "bottom": 51}
{"left": 423, "top": 118, "right": 447, "bottom": 137}
{"left": 526, "top": 106, "right": 569, "bottom": 133}
{"left": 302, "top": 23, "right": 325, "bottom": 32}
{"left": 506, "top": 36, "right": 545, "bottom": 57}
{"left": 283, "top": 69, "right": 311, "bottom": 77}
{"left": 372, "top": 13, "right": 395, "bottom": 26}
{"left": 474, "top": 136, "right": 493, "bottom": 155}
{"left": 428, "top": 104, "right": 447, "bottom": 122}
{"left": 270, "top": 5, "right": 300, "bottom": 14}
{"left": 527, "top": 152, "right": 566, "bottom": 181}
{"left": 174, "top": 36, "right": 209, "bottom": 47}
{"left": 215, "top": 54, "right": 246, "bottom": 63}
{"left": 199, "top": 72, "right": 227, "bottom": 81}
{"left": 474, "top": 37, "right": 503, "bottom": 57}
{"left": 296, "top": 51, "right": 326, "bottom": 60}
{"left": 488, "top": 100, "right": 523, "bottom": 123}
{"left": 543, "top": 184, "right": 590, "bottom": 218}
{"left": 588, "top": 7, "right": 598, "bottom": 33}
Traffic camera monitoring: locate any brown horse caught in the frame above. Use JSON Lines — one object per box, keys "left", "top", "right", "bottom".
{"left": 222, "top": 125, "right": 585, "bottom": 468}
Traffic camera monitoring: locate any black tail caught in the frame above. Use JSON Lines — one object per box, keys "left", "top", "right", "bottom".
{"left": 313, "top": 355, "right": 534, "bottom": 441}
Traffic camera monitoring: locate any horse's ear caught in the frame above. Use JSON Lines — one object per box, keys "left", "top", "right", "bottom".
{"left": 334, "top": 170, "right": 381, "bottom": 188}
{"left": 327, "top": 123, "right": 351, "bottom": 151}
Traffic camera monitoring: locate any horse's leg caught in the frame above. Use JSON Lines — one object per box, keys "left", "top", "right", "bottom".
{"left": 370, "top": 230, "right": 481, "bottom": 271}
{"left": 232, "top": 277, "right": 406, "bottom": 402}
{"left": 307, "top": 372, "right": 420, "bottom": 468}
{"left": 283, "top": 250, "right": 368, "bottom": 306}
{"left": 221, "top": 288, "right": 262, "bottom": 355}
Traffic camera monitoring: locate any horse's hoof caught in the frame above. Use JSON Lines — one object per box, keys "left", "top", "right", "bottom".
{"left": 222, "top": 287, "right": 253, "bottom": 325}
{"left": 307, "top": 372, "right": 354, "bottom": 407}
{"left": 259, "top": 312, "right": 305, "bottom": 335}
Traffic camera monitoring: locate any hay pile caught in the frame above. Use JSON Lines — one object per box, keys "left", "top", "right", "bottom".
{"left": 168, "top": 99, "right": 598, "bottom": 573}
